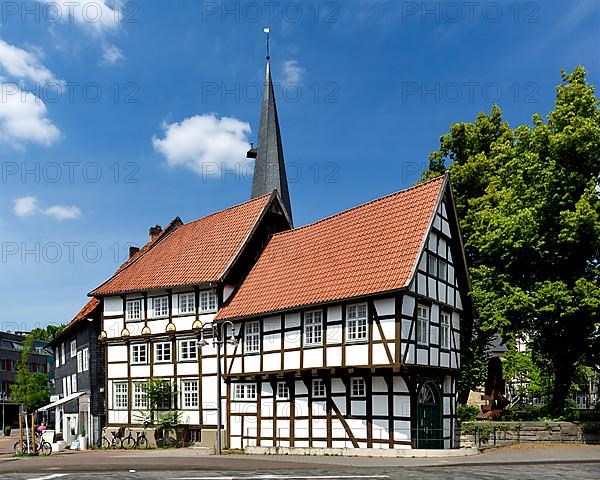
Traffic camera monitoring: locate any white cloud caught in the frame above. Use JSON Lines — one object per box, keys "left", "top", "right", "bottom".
{"left": 38, "top": 0, "right": 122, "bottom": 35}
{"left": 44, "top": 205, "right": 82, "bottom": 220}
{"left": 0, "top": 83, "right": 61, "bottom": 148}
{"left": 13, "top": 196, "right": 38, "bottom": 217}
{"left": 282, "top": 60, "right": 305, "bottom": 84}
{"left": 13, "top": 196, "right": 81, "bottom": 220}
{"left": 100, "top": 44, "right": 125, "bottom": 65}
{"left": 0, "top": 40, "right": 59, "bottom": 85}
{"left": 0, "top": 39, "right": 61, "bottom": 148}
{"left": 152, "top": 114, "right": 251, "bottom": 175}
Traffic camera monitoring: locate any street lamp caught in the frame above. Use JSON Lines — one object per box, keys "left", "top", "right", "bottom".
{"left": 0, "top": 391, "right": 5, "bottom": 433}
{"left": 197, "top": 320, "right": 237, "bottom": 455}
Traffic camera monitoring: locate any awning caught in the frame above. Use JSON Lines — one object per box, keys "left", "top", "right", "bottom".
{"left": 37, "top": 392, "right": 85, "bottom": 412}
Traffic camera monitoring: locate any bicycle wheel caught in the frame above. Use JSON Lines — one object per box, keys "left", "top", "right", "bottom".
{"left": 101, "top": 437, "right": 111, "bottom": 449}
{"left": 121, "top": 436, "right": 135, "bottom": 450}
{"left": 137, "top": 436, "right": 148, "bottom": 449}
{"left": 40, "top": 441, "right": 52, "bottom": 456}
{"left": 13, "top": 440, "right": 24, "bottom": 455}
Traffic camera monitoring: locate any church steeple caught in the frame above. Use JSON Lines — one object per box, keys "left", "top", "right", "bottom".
{"left": 248, "top": 28, "right": 292, "bottom": 224}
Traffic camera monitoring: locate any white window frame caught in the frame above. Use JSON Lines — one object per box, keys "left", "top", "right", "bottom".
{"left": 76, "top": 351, "right": 83, "bottom": 373}
{"left": 61, "top": 344, "right": 66, "bottom": 364}
{"left": 179, "top": 293, "right": 196, "bottom": 315}
{"left": 304, "top": 310, "right": 323, "bottom": 346}
{"left": 416, "top": 305, "right": 430, "bottom": 345}
{"left": 126, "top": 299, "right": 142, "bottom": 322}
{"left": 114, "top": 382, "right": 128, "bottom": 410}
{"left": 440, "top": 312, "right": 451, "bottom": 349}
{"left": 346, "top": 303, "right": 368, "bottom": 342}
{"left": 181, "top": 379, "right": 199, "bottom": 409}
{"left": 244, "top": 320, "right": 260, "bottom": 354}
{"left": 82, "top": 348, "right": 89, "bottom": 371}
{"left": 133, "top": 382, "right": 148, "bottom": 410}
{"left": 351, "top": 377, "right": 366, "bottom": 398}
{"left": 276, "top": 381, "right": 289, "bottom": 400}
{"left": 312, "top": 379, "right": 326, "bottom": 398}
{"left": 154, "top": 342, "right": 172, "bottom": 363}
{"left": 199, "top": 290, "right": 218, "bottom": 313}
{"left": 71, "top": 374, "right": 77, "bottom": 393}
{"left": 70, "top": 340, "right": 77, "bottom": 358}
{"left": 428, "top": 252, "right": 438, "bottom": 276}
{"left": 233, "top": 383, "right": 257, "bottom": 401}
{"left": 131, "top": 344, "right": 148, "bottom": 365}
{"left": 179, "top": 339, "right": 198, "bottom": 361}
{"left": 151, "top": 296, "right": 169, "bottom": 319}
{"left": 62, "top": 377, "right": 67, "bottom": 397}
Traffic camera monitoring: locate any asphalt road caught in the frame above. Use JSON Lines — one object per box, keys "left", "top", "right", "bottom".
{"left": 3, "top": 463, "right": 600, "bottom": 480}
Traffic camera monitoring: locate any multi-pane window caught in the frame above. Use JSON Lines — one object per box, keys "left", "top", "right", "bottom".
{"left": 152, "top": 296, "right": 169, "bottom": 318}
{"left": 416, "top": 305, "right": 430, "bottom": 345}
{"left": 181, "top": 380, "right": 199, "bottom": 408}
{"left": 351, "top": 377, "right": 366, "bottom": 397}
{"left": 312, "top": 379, "right": 326, "bottom": 398}
{"left": 70, "top": 340, "right": 77, "bottom": 357}
{"left": 77, "top": 351, "right": 83, "bottom": 373}
{"left": 199, "top": 290, "right": 218, "bottom": 313}
{"left": 428, "top": 253, "right": 437, "bottom": 276}
{"left": 304, "top": 310, "right": 323, "bottom": 346}
{"left": 131, "top": 344, "right": 148, "bottom": 364}
{"left": 61, "top": 344, "right": 66, "bottom": 364}
{"left": 440, "top": 312, "right": 451, "bottom": 349}
{"left": 126, "top": 300, "right": 142, "bottom": 322}
{"left": 233, "top": 383, "right": 257, "bottom": 400}
{"left": 244, "top": 321, "right": 260, "bottom": 353}
{"left": 154, "top": 342, "right": 172, "bottom": 363}
{"left": 179, "top": 293, "right": 196, "bottom": 314}
{"left": 438, "top": 259, "right": 448, "bottom": 281}
{"left": 179, "top": 339, "right": 198, "bottom": 361}
{"left": 133, "top": 382, "right": 148, "bottom": 409}
{"left": 276, "top": 382, "right": 289, "bottom": 400}
{"left": 82, "top": 348, "right": 89, "bottom": 371}
{"left": 71, "top": 374, "right": 77, "bottom": 393}
{"left": 346, "top": 303, "right": 368, "bottom": 341}
{"left": 114, "top": 382, "right": 128, "bottom": 409}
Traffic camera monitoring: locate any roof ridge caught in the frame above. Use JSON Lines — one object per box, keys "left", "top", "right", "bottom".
{"left": 181, "top": 192, "right": 272, "bottom": 228}
{"left": 271, "top": 174, "right": 446, "bottom": 238}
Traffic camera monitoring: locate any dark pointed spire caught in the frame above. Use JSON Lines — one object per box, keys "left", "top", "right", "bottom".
{"left": 248, "top": 29, "right": 293, "bottom": 224}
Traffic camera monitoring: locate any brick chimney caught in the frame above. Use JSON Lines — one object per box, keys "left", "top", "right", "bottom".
{"left": 129, "top": 246, "right": 140, "bottom": 258}
{"left": 149, "top": 225, "right": 162, "bottom": 242}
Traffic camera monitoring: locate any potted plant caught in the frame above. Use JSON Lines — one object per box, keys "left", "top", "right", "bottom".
{"left": 79, "top": 426, "right": 87, "bottom": 450}
{"left": 3, "top": 425, "right": 11, "bottom": 437}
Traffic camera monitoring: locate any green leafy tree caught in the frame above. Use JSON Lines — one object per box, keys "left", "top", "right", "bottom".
{"left": 11, "top": 335, "right": 50, "bottom": 413}
{"left": 29, "top": 325, "right": 64, "bottom": 343}
{"left": 135, "top": 378, "right": 177, "bottom": 426}
{"left": 422, "top": 66, "right": 600, "bottom": 413}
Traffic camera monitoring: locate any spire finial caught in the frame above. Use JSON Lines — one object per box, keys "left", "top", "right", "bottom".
{"left": 263, "top": 26, "right": 270, "bottom": 61}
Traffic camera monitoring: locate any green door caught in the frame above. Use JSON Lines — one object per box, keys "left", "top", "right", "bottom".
{"left": 416, "top": 381, "right": 443, "bottom": 449}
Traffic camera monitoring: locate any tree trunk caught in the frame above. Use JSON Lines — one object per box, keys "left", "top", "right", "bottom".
{"left": 549, "top": 357, "right": 574, "bottom": 415}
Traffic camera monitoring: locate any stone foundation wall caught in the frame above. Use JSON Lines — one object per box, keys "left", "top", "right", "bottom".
{"left": 457, "top": 422, "right": 600, "bottom": 448}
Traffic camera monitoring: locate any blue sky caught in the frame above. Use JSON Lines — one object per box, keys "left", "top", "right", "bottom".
{"left": 0, "top": 0, "right": 598, "bottom": 331}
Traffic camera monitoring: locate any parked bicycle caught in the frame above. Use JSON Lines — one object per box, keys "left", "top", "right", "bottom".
{"left": 96, "top": 426, "right": 125, "bottom": 449}
{"left": 120, "top": 427, "right": 149, "bottom": 449}
{"left": 13, "top": 437, "right": 52, "bottom": 456}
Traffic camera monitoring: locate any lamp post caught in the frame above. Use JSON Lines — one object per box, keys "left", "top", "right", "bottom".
{"left": 197, "top": 320, "right": 237, "bottom": 455}
{"left": 0, "top": 391, "right": 5, "bottom": 433}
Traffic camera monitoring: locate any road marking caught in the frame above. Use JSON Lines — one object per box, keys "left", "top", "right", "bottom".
{"left": 27, "top": 475, "right": 69, "bottom": 480}
{"left": 175, "top": 476, "right": 390, "bottom": 480}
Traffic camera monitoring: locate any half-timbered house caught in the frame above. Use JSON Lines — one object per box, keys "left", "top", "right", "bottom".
{"left": 216, "top": 174, "right": 471, "bottom": 450}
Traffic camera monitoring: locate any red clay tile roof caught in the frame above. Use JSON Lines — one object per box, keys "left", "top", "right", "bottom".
{"left": 217, "top": 176, "right": 447, "bottom": 320}
{"left": 90, "top": 193, "right": 275, "bottom": 296}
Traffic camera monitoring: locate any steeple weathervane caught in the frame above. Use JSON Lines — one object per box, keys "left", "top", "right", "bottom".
{"left": 248, "top": 28, "right": 293, "bottom": 224}
{"left": 264, "top": 26, "right": 270, "bottom": 61}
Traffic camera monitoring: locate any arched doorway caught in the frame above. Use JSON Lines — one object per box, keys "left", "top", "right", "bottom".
{"left": 416, "top": 381, "right": 443, "bottom": 449}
